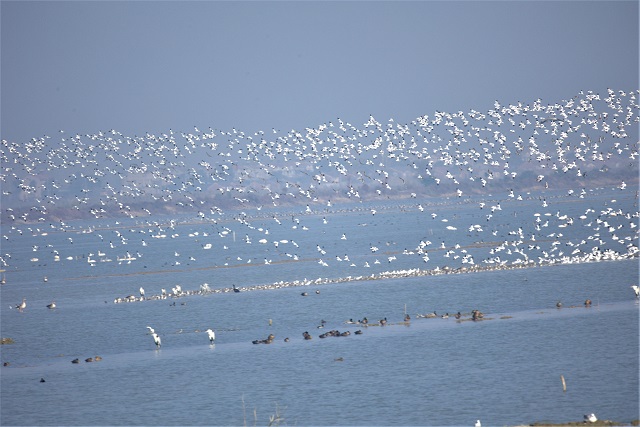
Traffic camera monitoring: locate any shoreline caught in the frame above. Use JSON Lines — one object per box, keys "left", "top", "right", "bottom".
{"left": 108, "top": 255, "right": 638, "bottom": 303}
{"left": 514, "top": 420, "right": 640, "bottom": 427}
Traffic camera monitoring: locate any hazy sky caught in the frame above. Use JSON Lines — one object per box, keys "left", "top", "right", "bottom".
{"left": 1, "top": 1, "right": 638, "bottom": 142}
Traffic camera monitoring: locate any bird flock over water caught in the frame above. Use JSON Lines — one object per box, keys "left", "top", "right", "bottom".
{"left": 1, "top": 89, "right": 639, "bottom": 304}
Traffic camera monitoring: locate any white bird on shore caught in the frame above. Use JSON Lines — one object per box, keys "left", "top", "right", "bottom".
{"left": 632, "top": 285, "right": 639, "bottom": 298}
{"left": 584, "top": 413, "right": 597, "bottom": 423}
{"left": 475, "top": 420, "right": 481, "bottom": 427}
{"left": 205, "top": 328, "right": 216, "bottom": 343}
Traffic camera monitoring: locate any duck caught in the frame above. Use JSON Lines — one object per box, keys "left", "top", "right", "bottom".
{"left": 253, "top": 334, "right": 276, "bottom": 344}
{"left": 584, "top": 299, "right": 592, "bottom": 307}
{"left": 417, "top": 311, "right": 437, "bottom": 319}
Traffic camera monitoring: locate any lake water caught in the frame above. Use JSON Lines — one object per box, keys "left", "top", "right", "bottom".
{"left": 1, "top": 188, "right": 638, "bottom": 426}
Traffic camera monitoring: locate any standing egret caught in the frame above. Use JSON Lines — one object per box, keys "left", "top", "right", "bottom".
{"left": 151, "top": 332, "right": 161, "bottom": 348}
{"left": 205, "top": 329, "right": 216, "bottom": 343}
{"left": 632, "top": 285, "right": 639, "bottom": 298}
{"left": 139, "top": 287, "right": 145, "bottom": 299}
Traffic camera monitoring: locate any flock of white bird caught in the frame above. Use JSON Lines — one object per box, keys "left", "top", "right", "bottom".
{"left": 1, "top": 89, "right": 638, "bottom": 306}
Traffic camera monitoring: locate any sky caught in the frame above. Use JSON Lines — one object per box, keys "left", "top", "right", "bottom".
{"left": 1, "top": 1, "right": 638, "bottom": 142}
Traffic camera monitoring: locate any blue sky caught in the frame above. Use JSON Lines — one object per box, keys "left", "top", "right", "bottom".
{"left": 1, "top": 1, "right": 638, "bottom": 142}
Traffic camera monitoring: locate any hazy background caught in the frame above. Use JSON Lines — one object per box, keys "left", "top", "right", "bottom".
{"left": 2, "top": 1, "right": 638, "bottom": 141}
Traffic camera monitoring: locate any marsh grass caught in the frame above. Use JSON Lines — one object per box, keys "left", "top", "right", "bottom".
{"left": 242, "top": 395, "right": 286, "bottom": 427}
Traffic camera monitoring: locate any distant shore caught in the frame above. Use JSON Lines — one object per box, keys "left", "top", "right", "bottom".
{"left": 514, "top": 420, "right": 639, "bottom": 427}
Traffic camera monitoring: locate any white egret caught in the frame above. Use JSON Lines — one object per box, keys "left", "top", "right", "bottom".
{"left": 152, "top": 332, "right": 161, "bottom": 348}
{"left": 205, "top": 329, "right": 216, "bottom": 343}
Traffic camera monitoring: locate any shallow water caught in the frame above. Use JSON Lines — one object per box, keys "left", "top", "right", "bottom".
{"left": 1, "top": 189, "right": 639, "bottom": 426}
